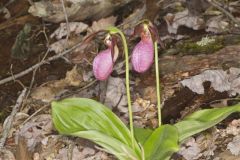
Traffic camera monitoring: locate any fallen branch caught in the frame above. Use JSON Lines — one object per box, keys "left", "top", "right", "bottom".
{"left": 0, "top": 15, "right": 37, "bottom": 31}
{"left": 0, "top": 42, "right": 83, "bottom": 86}
{"left": 0, "top": 88, "right": 27, "bottom": 149}
{"left": 207, "top": 0, "right": 240, "bottom": 26}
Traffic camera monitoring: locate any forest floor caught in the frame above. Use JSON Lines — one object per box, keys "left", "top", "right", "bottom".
{"left": 0, "top": 0, "right": 240, "bottom": 159}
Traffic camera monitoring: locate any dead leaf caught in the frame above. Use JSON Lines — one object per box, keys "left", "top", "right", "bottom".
{"left": 1, "top": 7, "right": 11, "bottom": 19}
{"left": 65, "top": 65, "right": 83, "bottom": 86}
{"left": 16, "top": 136, "right": 32, "bottom": 160}
{"left": 31, "top": 66, "right": 83, "bottom": 102}
{"left": 131, "top": 98, "right": 157, "bottom": 128}
{"left": 28, "top": 1, "right": 81, "bottom": 23}
{"left": 87, "top": 16, "right": 117, "bottom": 33}
{"left": 28, "top": 0, "right": 132, "bottom": 23}
{"left": 227, "top": 135, "right": 240, "bottom": 156}
{"left": 50, "top": 22, "right": 88, "bottom": 40}
{"left": 181, "top": 68, "right": 240, "bottom": 96}
{"left": 206, "top": 16, "right": 229, "bottom": 33}
{"left": 3, "top": 112, "right": 29, "bottom": 138}
{"left": 104, "top": 77, "right": 127, "bottom": 111}
{"left": 31, "top": 80, "right": 67, "bottom": 102}
{"left": 164, "top": 9, "right": 205, "bottom": 34}
{"left": 15, "top": 114, "right": 53, "bottom": 151}
{"left": 142, "top": 86, "right": 157, "bottom": 104}
{"left": 178, "top": 137, "right": 201, "bottom": 160}
{"left": 37, "top": 135, "right": 62, "bottom": 159}
{"left": 122, "top": 3, "right": 146, "bottom": 35}
{"left": 0, "top": 149, "right": 15, "bottom": 160}
{"left": 218, "top": 150, "right": 240, "bottom": 160}
{"left": 55, "top": 146, "right": 96, "bottom": 160}
{"left": 49, "top": 37, "right": 82, "bottom": 54}
{"left": 226, "top": 119, "right": 240, "bottom": 136}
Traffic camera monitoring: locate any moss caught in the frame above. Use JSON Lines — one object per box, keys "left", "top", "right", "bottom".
{"left": 162, "top": 34, "right": 240, "bottom": 56}
{"left": 176, "top": 36, "right": 224, "bottom": 55}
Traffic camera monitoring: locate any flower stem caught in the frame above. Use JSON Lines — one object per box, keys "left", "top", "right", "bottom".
{"left": 119, "top": 31, "right": 135, "bottom": 147}
{"left": 154, "top": 41, "right": 162, "bottom": 126}
{"left": 107, "top": 27, "right": 134, "bottom": 147}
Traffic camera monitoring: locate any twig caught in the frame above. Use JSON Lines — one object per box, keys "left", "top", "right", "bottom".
{"left": 60, "top": 0, "right": 70, "bottom": 45}
{"left": 0, "top": 88, "right": 27, "bottom": 149}
{"left": 207, "top": 0, "right": 240, "bottom": 26}
{"left": 60, "top": 79, "right": 97, "bottom": 99}
{"left": 25, "top": 48, "right": 50, "bottom": 99}
{"left": 21, "top": 104, "right": 48, "bottom": 126}
{"left": 25, "top": 22, "right": 51, "bottom": 100}
{"left": 0, "top": 42, "right": 83, "bottom": 86}
{"left": 10, "top": 64, "right": 25, "bottom": 89}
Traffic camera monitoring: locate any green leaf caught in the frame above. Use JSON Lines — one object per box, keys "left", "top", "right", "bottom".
{"left": 71, "top": 130, "right": 138, "bottom": 160}
{"left": 143, "top": 125, "right": 179, "bottom": 160}
{"left": 52, "top": 98, "right": 142, "bottom": 160}
{"left": 175, "top": 104, "right": 240, "bottom": 142}
{"left": 134, "top": 127, "right": 153, "bottom": 145}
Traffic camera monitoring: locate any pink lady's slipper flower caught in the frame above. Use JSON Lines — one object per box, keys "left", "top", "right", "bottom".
{"left": 93, "top": 48, "right": 113, "bottom": 80}
{"left": 93, "top": 35, "right": 118, "bottom": 80}
{"left": 131, "top": 21, "right": 164, "bottom": 73}
{"left": 131, "top": 33, "right": 154, "bottom": 73}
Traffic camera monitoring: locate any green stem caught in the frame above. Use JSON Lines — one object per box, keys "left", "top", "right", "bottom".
{"left": 107, "top": 27, "right": 134, "bottom": 147}
{"left": 119, "top": 32, "right": 134, "bottom": 147}
{"left": 154, "top": 41, "right": 162, "bottom": 126}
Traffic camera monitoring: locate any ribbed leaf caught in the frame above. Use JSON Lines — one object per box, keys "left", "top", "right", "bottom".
{"left": 52, "top": 98, "right": 142, "bottom": 160}
{"left": 175, "top": 104, "right": 240, "bottom": 142}
{"left": 134, "top": 127, "right": 153, "bottom": 145}
{"left": 71, "top": 130, "right": 138, "bottom": 160}
{"left": 143, "top": 125, "right": 179, "bottom": 160}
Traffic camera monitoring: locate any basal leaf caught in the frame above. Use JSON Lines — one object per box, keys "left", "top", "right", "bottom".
{"left": 134, "top": 127, "right": 153, "bottom": 145}
{"left": 71, "top": 130, "right": 138, "bottom": 160}
{"left": 175, "top": 104, "right": 240, "bottom": 142}
{"left": 52, "top": 98, "right": 142, "bottom": 159}
{"left": 143, "top": 125, "right": 179, "bottom": 160}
